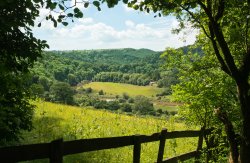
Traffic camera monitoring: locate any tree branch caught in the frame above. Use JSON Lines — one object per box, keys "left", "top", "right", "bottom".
{"left": 210, "top": 20, "right": 239, "bottom": 80}
{"left": 208, "top": 23, "right": 231, "bottom": 76}
{"left": 198, "top": 0, "right": 239, "bottom": 79}
{"left": 178, "top": 3, "right": 211, "bottom": 39}
{"left": 215, "top": 0, "right": 225, "bottom": 21}
{"left": 197, "top": 0, "right": 213, "bottom": 21}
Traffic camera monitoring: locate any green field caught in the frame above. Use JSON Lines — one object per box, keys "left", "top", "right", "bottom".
{"left": 80, "top": 82, "right": 179, "bottom": 112}
{"left": 81, "top": 82, "right": 164, "bottom": 98}
{"left": 21, "top": 100, "right": 198, "bottom": 163}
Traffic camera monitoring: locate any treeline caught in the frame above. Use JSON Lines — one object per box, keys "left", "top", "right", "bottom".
{"left": 93, "top": 72, "right": 151, "bottom": 86}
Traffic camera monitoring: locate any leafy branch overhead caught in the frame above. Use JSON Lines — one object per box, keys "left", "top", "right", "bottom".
{"left": 35, "top": 0, "right": 108, "bottom": 27}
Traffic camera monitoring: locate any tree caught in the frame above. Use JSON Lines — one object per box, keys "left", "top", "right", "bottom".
{"left": 50, "top": 82, "right": 75, "bottom": 105}
{"left": 132, "top": 95, "right": 154, "bottom": 115}
{"left": 68, "top": 73, "right": 78, "bottom": 86}
{"left": 98, "top": 90, "right": 104, "bottom": 95}
{"left": 30, "top": 83, "right": 45, "bottom": 97}
{"left": 164, "top": 46, "right": 240, "bottom": 161}
{"left": 0, "top": 0, "right": 48, "bottom": 143}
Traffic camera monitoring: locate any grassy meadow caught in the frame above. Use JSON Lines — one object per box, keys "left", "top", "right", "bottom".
{"left": 21, "top": 100, "right": 198, "bottom": 163}
{"left": 81, "top": 82, "right": 164, "bottom": 98}
{"left": 80, "top": 82, "right": 179, "bottom": 112}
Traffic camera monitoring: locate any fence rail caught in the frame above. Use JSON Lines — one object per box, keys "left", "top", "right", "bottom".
{"left": 0, "top": 128, "right": 211, "bottom": 163}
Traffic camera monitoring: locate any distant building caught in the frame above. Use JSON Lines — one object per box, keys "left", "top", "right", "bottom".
{"left": 105, "top": 99, "right": 115, "bottom": 102}
{"left": 149, "top": 81, "right": 156, "bottom": 86}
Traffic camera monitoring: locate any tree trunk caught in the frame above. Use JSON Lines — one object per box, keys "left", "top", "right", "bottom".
{"left": 214, "top": 108, "right": 239, "bottom": 163}
{"left": 209, "top": 18, "right": 250, "bottom": 163}
{"left": 238, "top": 82, "right": 250, "bottom": 163}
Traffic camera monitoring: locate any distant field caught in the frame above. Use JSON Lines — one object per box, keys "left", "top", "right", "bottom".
{"left": 21, "top": 101, "right": 198, "bottom": 163}
{"left": 81, "top": 82, "right": 164, "bottom": 97}
{"left": 154, "top": 100, "right": 179, "bottom": 112}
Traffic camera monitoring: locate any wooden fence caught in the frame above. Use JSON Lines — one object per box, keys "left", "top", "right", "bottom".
{"left": 0, "top": 128, "right": 211, "bottom": 163}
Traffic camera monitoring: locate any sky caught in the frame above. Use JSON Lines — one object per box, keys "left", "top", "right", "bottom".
{"left": 33, "top": 2, "right": 198, "bottom": 51}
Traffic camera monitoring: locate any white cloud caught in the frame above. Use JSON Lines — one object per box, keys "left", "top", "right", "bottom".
{"left": 78, "top": 18, "right": 94, "bottom": 24}
{"left": 125, "top": 20, "right": 135, "bottom": 28}
{"left": 33, "top": 15, "right": 198, "bottom": 51}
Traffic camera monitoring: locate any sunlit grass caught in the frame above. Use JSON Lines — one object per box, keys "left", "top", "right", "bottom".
{"left": 21, "top": 100, "right": 198, "bottom": 163}
{"left": 81, "top": 82, "right": 164, "bottom": 97}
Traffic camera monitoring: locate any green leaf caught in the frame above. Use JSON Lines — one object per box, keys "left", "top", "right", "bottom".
{"left": 38, "top": 22, "right": 41, "bottom": 27}
{"left": 51, "top": 18, "right": 57, "bottom": 27}
{"left": 74, "top": 11, "right": 83, "bottom": 18}
{"left": 62, "top": 22, "right": 68, "bottom": 26}
{"left": 59, "top": 4, "right": 64, "bottom": 10}
{"left": 93, "top": 1, "right": 100, "bottom": 7}
{"left": 84, "top": 2, "right": 89, "bottom": 8}
{"left": 133, "top": 5, "right": 139, "bottom": 10}
{"left": 175, "top": 0, "right": 182, "bottom": 4}
{"left": 74, "top": 7, "right": 80, "bottom": 13}
{"left": 123, "top": 0, "right": 128, "bottom": 4}
{"left": 67, "top": 13, "right": 74, "bottom": 17}
{"left": 48, "top": 2, "right": 57, "bottom": 10}
{"left": 58, "top": 15, "right": 65, "bottom": 19}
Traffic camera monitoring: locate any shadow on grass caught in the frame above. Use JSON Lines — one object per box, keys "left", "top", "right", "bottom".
{"left": 20, "top": 116, "right": 114, "bottom": 163}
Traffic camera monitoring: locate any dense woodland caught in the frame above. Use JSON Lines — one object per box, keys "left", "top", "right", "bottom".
{"left": 31, "top": 48, "right": 164, "bottom": 86}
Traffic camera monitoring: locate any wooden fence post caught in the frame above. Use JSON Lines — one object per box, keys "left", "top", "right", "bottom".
{"left": 50, "top": 138, "right": 63, "bottom": 163}
{"left": 133, "top": 134, "right": 141, "bottom": 163}
{"left": 195, "top": 127, "right": 204, "bottom": 163}
{"left": 157, "top": 128, "right": 168, "bottom": 163}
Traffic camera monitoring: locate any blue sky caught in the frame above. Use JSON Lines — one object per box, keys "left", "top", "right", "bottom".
{"left": 33, "top": 2, "right": 198, "bottom": 51}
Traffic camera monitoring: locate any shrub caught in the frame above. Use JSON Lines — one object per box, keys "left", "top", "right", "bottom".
{"left": 122, "top": 93, "right": 129, "bottom": 100}
{"left": 120, "top": 104, "right": 132, "bottom": 112}
{"left": 99, "top": 90, "right": 104, "bottom": 95}
{"left": 132, "top": 95, "right": 154, "bottom": 115}
{"left": 85, "top": 87, "right": 92, "bottom": 93}
{"left": 128, "top": 98, "right": 134, "bottom": 103}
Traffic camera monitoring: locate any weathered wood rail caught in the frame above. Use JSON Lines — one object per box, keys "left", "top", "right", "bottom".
{"left": 0, "top": 128, "right": 211, "bottom": 163}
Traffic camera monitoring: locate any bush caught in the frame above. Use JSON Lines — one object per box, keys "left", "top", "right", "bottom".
{"left": 118, "top": 98, "right": 126, "bottom": 103}
{"left": 120, "top": 104, "right": 132, "bottom": 112}
{"left": 169, "top": 111, "right": 178, "bottom": 116}
{"left": 85, "top": 87, "right": 92, "bottom": 93}
{"left": 93, "top": 100, "right": 108, "bottom": 109}
{"left": 106, "top": 101, "right": 120, "bottom": 111}
{"left": 132, "top": 95, "right": 154, "bottom": 115}
{"left": 156, "top": 109, "right": 163, "bottom": 114}
{"left": 99, "top": 90, "right": 104, "bottom": 95}
{"left": 128, "top": 98, "right": 134, "bottom": 103}
{"left": 122, "top": 93, "right": 129, "bottom": 100}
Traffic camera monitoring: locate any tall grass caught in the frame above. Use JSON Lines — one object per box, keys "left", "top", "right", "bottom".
{"left": 21, "top": 100, "right": 198, "bottom": 162}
